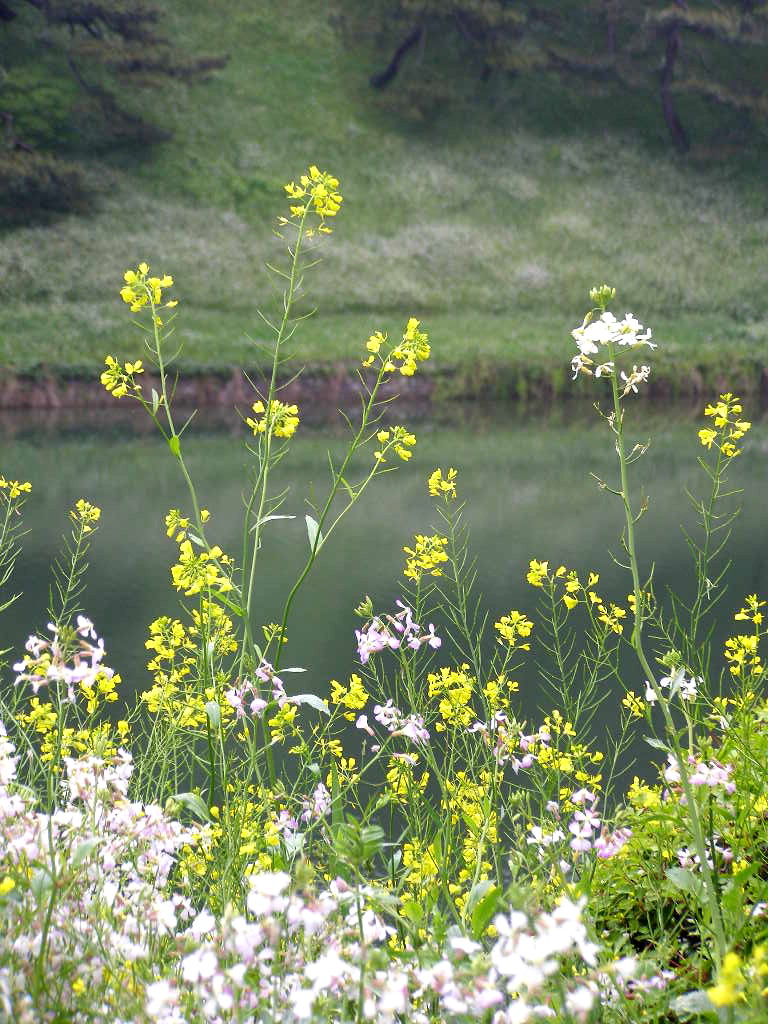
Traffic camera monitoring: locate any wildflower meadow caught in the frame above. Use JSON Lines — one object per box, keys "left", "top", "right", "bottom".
{"left": 2, "top": 166, "right": 768, "bottom": 1023}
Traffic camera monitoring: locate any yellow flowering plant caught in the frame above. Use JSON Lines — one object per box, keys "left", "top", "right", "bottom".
{"left": 5, "top": 164, "right": 768, "bottom": 1020}
{"left": 88, "top": 167, "right": 443, "bottom": 898}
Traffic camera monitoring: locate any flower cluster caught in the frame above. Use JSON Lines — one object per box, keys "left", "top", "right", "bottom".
{"left": 0, "top": 476, "right": 31, "bottom": 500}
{"left": 428, "top": 466, "right": 458, "bottom": 499}
{"left": 225, "top": 659, "right": 298, "bottom": 723}
{"left": 246, "top": 398, "right": 300, "bottom": 439}
{"left": 403, "top": 532, "right": 448, "bottom": 581}
{"left": 494, "top": 609, "right": 534, "bottom": 649}
{"left": 362, "top": 317, "right": 430, "bottom": 376}
{"left": 644, "top": 666, "right": 701, "bottom": 705}
{"left": 708, "top": 948, "right": 768, "bottom": 1010}
{"left": 118, "top": 262, "right": 177, "bottom": 329}
{"left": 329, "top": 672, "right": 370, "bottom": 721}
{"left": 663, "top": 753, "right": 735, "bottom": 795}
{"left": 366, "top": 699, "right": 430, "bottom": 744}
{"left": 71, "top": 497, "right": 101, "bottom": 533}
{"left": 428, "top": 664, "right": 475, "bottom": 731}
{"left": 170, "top": 537, "right": 233, "bottom": 598}
{"left": 283, "top": 165, "right": 342, "bottom": 233}
{"left": 13, "top": 617, "right": 117, "bottom": 704}
{"left": 355, "top": 600, "right": 441, "bottom": 664}
{"left": 570, "top": 286, "right": 656, "bottom": 391}
{"left": 374, "top": 425, "right": 417, "bottom": 463}
{"left": 699, "top": 393, "right": 751, "bottom": 458}
{"left": 100, "top": 354, "right": 145, "bottom": 399}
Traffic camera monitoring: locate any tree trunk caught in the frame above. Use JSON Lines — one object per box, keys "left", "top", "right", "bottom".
{"left": 370, "top": 25, "right": 423, "bottom": 89}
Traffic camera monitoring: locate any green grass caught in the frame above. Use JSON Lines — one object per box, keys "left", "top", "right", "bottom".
{"left": 1, "top": 0, "right": 766, "bottom": 386}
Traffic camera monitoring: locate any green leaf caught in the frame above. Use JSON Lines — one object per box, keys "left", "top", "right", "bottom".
{"left": 30, "top": 867, "right": 53, "bottom": 901}
{"left": 669, "top": 990, "right": 718, "bottom": 1018}
{"left": 291, "top": 693, "right": 330, "bottom": 715}
{"left": 170, "top": 792, "right": 212, "bottom": 822}
{"left": 251, "top": 514, "right": 296, "bottom": 532}
{"left": 643, "top": 735, "right": 669, "bottom": 751}
{"left": 305, "top": 514, "right": 324, "bottom": 552}
{"left": 400, "top": 899, "right": 423, "bottom": 924}
{"left": 665, "top": 866, "right": 703, "bottom": 900}
{"left": 168, "top": 435, "right": 181, "bottom": 457}
{"left": 205, "top": 700, "right": 221, "bottom": 727}
{"left": 468, "top": 881, "right": 499, "bottom": 939}
{"left": 71, "top": 837, "right": 102, "bottom": 868}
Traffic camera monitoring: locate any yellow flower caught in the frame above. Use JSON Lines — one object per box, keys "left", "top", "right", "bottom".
{"left": 494, "top": 610, "right": 534, "bottom": 649}
{"left": 119, "top": 262, "right": 176, "bottom": 312}
{"left": 526, "top": 559, "right": 549, "bottom": 587}
{"left": 329, "top": 673, "right": 369, "bottom": 721}
{"left": 698, "top": 428, "right": 717, "bottom": 449}
{"left": 707, "top": 952, "right": 744, "bottom": 1008}
{"left": 246, "top": 399, "right": 300, "bottom": 439}
{"left": 374, "top": 425, "right": 417, "bottom": 464}
{"left": 428, "top": 467, "right": 458, "bottom": 499}
{"left": 403, "top": 534, "right": 448, "bottom": 581}
{"left": 597, "top": 602, "right": 626, "bottom": 634}
{"left": 71, "top": 499, "right": 101, "bottom": 534}
{"left": 283, "top": 166, "right": 342, "bottom": 231}
{"left": 0, "top": 477, "right": 32, "bottom": 499}
{"left": 622, "top": 691, "right": 646, "bottom": 717}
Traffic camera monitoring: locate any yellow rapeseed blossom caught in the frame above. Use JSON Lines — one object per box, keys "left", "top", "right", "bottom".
{"left": 71, "top": 499, "right": 101, "bottom": 534}
{"left": 428, "top": 467, "right": 458, "bottom": 499}
{"left": 362, "top": 318, "right": 430, "bottom": 376}
{"left": 100, "top": 355, "right": 145, "bottom": 400}
{"left": 707, "top": 952, "right": 745, "bottom": 1007}
{"left": 494, "top": 610, "right": 534, "bottom": 649}
{"left": 428, "top": 665, "right": 475, "bottom": 731}
{"left": 700, "top": 393, "right": 751, "bottom": 458}
{"left": 282, "top": 166, "right": 342, "bottom": 234}
{"left": 402, "top": 839, "right": 439, "bottom": 885}
{"left": 246, "top": 399, "right": 300, "bottom": 440}
{"left": 627, "top": 776, "right": 662, "bottom": 810}
{"left": 267, "top": 703, "right": 298, "bottom": 744}
{"left": 0, "top": 477, "right": 32, "bottom": 499}
{"left": 170, "top": 540, "right": 233, "bottom": 597}
{"left": 329, "top": 673, "right": 369, "bottom": 721}
{"left": 724, "top": 634, "right": 762, "bottom": 678}
{"left": 526, "top": 559, "right": 549, "bottom": 587}
{"left": 386, "top": 754, "right": 429, "bottom": 805}
{"left": 597, "top": 602, "right": 627, "bottom": 635}
{"left": 119, "top": 262, "right": 176, "bottom": 315}
{"left": 403, "top": 533, "right": 448, "bottom": 581}
{"left": 374, "top": 425, "right": 417, "bottom": 463}
{"left": 622, "top": 691, "right": 646, "bottom": 717}
{"left": 735, "top": 594, "right": 766, "bottom": 626}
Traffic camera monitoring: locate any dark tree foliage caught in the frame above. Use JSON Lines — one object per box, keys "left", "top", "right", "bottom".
{"left": 339, "top": 1, "right": 768, "bottom": 151}
{"left": 0, "top": 0, "right": 227, "bottom": 220}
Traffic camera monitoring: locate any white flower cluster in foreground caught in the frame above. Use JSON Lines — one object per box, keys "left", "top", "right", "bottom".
{"left": 0, "top": 721, "right": 637, "bottom": 1022}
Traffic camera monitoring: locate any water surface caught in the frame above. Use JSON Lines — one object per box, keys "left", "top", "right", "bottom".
{"left": 2, "top": 400, "right": 766, "bottom": 740}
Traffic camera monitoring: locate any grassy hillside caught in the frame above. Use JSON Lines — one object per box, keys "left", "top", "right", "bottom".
{"left": 1, "top": 0, "right": 766, "bottom": 389}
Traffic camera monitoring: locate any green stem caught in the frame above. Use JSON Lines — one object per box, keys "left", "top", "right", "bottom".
{"left": 606, "top": 344, "right": 727, "bottom": 961}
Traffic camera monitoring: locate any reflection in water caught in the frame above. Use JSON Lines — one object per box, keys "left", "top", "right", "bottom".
{"left": 2, "top": 399, "right": 767, "bottom": 768}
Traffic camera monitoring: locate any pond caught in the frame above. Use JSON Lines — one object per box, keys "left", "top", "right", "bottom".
{"left": 2, "top": 398, "right": 767, "bottom": 747}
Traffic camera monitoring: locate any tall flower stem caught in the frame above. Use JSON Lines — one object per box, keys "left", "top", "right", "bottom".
{"left": 607, "top": 342, "right": 727, "bottom": 961}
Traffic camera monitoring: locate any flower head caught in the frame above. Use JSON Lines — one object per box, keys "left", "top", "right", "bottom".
{"left": 283, "top": 165, "right": 342, "bottom": 234}
{"left": 570, "top": 288, "right": 655, "bottom": 392}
